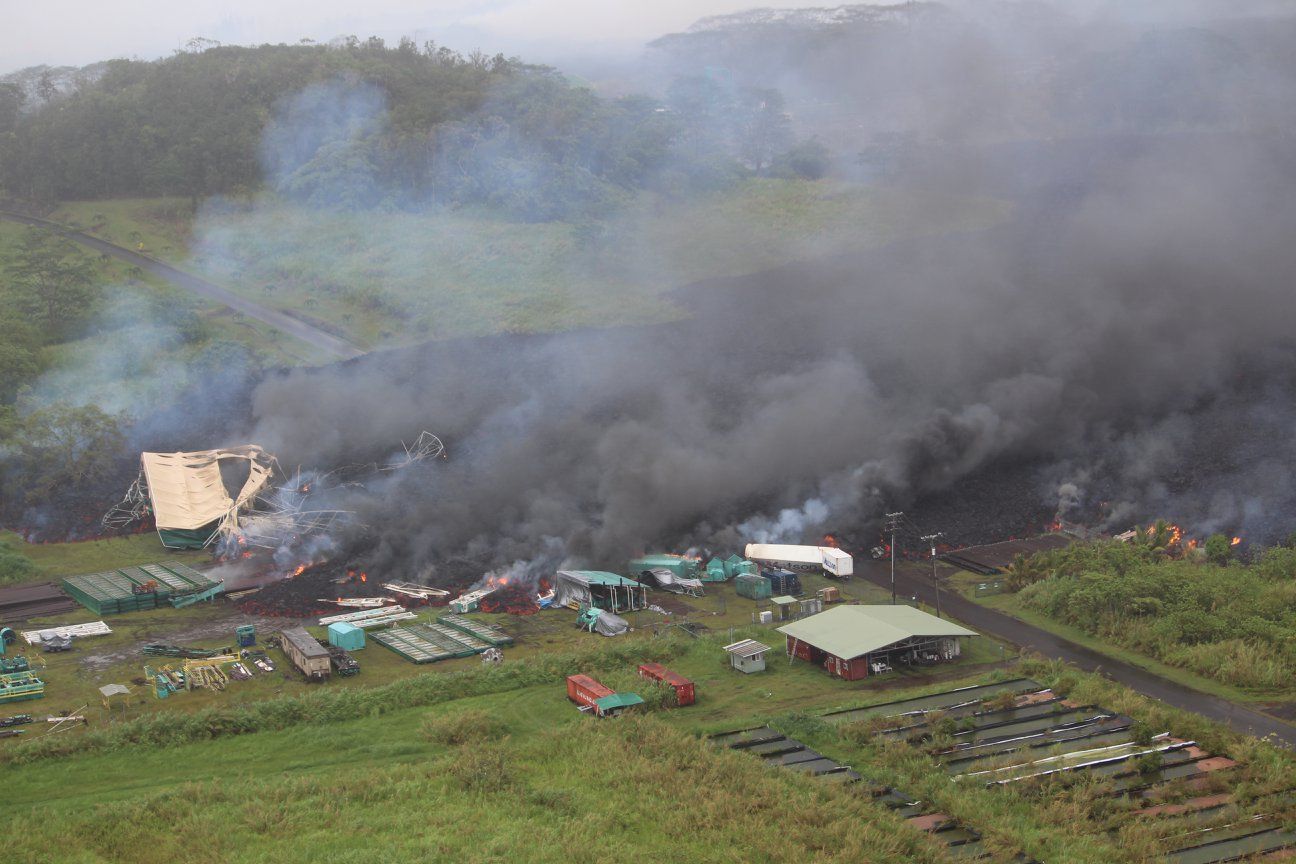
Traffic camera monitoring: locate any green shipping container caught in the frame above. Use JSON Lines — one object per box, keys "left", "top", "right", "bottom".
{"left": 735, "top": 574, "right": 772, "bottom": 600}
{"left": 327, "top": 622, "right": 366, "bottom": 651}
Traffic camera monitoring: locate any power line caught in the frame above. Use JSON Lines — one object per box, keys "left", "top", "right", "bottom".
{"left": 884, "top": 511, "right": 903, "bottom": 605}
{"left": 920, "top": 532, "right": 945, "bottom": 618}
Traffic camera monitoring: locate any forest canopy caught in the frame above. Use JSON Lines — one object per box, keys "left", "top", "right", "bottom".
{"left": 0, "top": 39, "right": 813, "bottom": 220}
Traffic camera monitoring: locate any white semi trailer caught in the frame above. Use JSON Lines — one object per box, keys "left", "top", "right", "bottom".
{"left": 743, "top": 544, "right": 853, "bottom": 579}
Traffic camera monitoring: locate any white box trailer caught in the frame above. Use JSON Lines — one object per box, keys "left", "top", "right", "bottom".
{"left": 743, "top": 544, "right": 853, "bottom": 578}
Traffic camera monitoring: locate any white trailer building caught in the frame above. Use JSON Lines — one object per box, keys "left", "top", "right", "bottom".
{"left": 744, "top": 544, "right": 853, "bottom": 578}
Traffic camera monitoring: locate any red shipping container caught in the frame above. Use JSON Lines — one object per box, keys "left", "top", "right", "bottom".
{"left": 637, "top": 662, "right": 696, "bottom": 706}
{"left": 566, "top": 674, "right": 615, "bottom": 711}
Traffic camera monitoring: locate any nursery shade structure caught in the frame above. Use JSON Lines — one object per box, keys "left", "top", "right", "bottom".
{"left": 140, "top": 446, "right": 275, "bottom": 548}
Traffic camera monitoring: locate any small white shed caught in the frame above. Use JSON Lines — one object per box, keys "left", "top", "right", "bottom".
{"left": 724, "top": 639, "right": 772, "bottom": 674}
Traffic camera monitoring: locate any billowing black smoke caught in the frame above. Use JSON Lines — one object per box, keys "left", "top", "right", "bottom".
{"left": 214, "top": 4, "right": 1296, "bottom": 580}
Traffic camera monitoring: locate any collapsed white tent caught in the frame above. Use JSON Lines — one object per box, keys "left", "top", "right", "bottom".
{"left": 139, "top": 446, "right": 275, "bottom": 549}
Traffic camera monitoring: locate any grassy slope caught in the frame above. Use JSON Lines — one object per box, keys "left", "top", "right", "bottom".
{"left": 53, "top": 182, "right": 1011, "bottom": 350}
{"left": 3, "top": 701, "right": 953, "bottom": 864}
{"left": 0, "top": 219, "right": 303, "bottom": 421}
{"left": 6, "top": 639, "right": 1288, "bottom": 864}
{"left": 0, "top": 530, "right": 205, "bottom": 580}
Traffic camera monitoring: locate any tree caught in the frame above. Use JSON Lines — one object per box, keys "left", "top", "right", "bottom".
{"left": 0, "top": 312, "right": 41, "bottom": 403}
{"left": 1204, "top": 533, "right": 1232, "bottom": 565}
{"left": 737, "top": 88, "right": 793, "bottom": 174}
{"left": 7, "top": 404, "right": 127, "bottom": 503}
{"left": 773, "top": 138, "right": 831, "bottom": 180}
{"left": 8, "top": 228, "right": 98, "bottom": 338}
{"left": 1004, "top": 553, "right": 1042, "bottom": 592}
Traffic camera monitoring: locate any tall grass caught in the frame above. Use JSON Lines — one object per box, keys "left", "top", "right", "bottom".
{"left": 3, "top": 714, "right": 956, "bottom": 864}
{"left": 1017, "top": 541, "right": 1296, "bottom": 691}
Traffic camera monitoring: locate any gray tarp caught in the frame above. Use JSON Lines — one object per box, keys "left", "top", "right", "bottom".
{"left": 592, "top": 610, "right": 629, "bottom": 637}
{"left": 638, "top": 568, "right": 703, "bottom": 596}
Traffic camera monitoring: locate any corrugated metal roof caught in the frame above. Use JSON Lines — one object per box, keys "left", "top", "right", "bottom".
{"left": 777, "top": 605, "right": 976, "bottom": 659}
{"left": 723, "top": 639, "right": 771, "bottom": 658}
{"left": 281, "top": 626, "right": 329, "bottom": 658}
{"left": 595, "top": 692, "right": 644, "bottom": 711}
{"left": 556, "top": 570, "right": 642, "bottom": 587}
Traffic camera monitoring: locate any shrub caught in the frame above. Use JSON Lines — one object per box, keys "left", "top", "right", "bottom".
{"left": 420, "top": 709, "right": 509, "bottom": 746}
{"left": 0, "top": 541, "right": 37, "bottom": 586}
{"left": 446, "top": 744, "right": 514, "bottom": 792}
{"left": 1134, "top": 752, "right": 1164, "bottom": 775}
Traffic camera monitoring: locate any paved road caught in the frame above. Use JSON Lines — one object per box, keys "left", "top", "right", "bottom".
{"left": 1, "top": 210, "right": 366, "bottom": 361}
{"left": 860, "top": 560, "right": 1296, "bottom": 747}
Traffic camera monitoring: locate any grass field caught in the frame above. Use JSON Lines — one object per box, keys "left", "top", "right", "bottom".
{"left": 4, "top": 567, "right": 1016, "bottom": 732}
{"left": 3, "top": 627, "right": 1288, "bottom": 863}
{"left": 0, "top": 218, "right": 303, "bottom": 419}
{"left": 2, "top": 547, "right": 1292, "bottom": 864}
{"left": 0, "top": 531, "right": 206, "bottom": 580}
{"left": 50, "top": 182, "right": 1011, "bottom": 351}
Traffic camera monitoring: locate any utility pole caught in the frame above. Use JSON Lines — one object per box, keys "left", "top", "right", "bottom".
{"left": 921, "top": 532, "right": 944, "bottom": 618}
{"left": 885, "top": 512, "right": 903, "bottom": 605}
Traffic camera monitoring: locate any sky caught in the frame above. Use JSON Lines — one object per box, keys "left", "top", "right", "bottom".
{"left": 3, "top": 0, "right": 839, "bottom": 73}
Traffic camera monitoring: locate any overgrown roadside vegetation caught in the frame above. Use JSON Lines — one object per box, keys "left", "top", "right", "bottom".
{"left": 983, "top": 538, "right": 1296, "bottom": 697}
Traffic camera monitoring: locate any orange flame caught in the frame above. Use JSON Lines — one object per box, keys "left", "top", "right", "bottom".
{"left": 359, "top": 572, "right": 367, "bottom": 583}
{"left": 1231, "top": 536, "right": 1242, "bottom": 546}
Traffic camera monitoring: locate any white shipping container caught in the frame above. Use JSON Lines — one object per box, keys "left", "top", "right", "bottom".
{"left": 743, "top": 544, "right": 853, "bottom": 579}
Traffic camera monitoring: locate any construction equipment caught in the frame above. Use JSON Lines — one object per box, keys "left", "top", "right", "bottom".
{"left": 322, "top": 644, "right": 360, "bottom": 677}
{"left": 0, "top": 671, "right": 43, "bottom": 704}
{"left": 0, "top": 714, "right": 32, "bottom": 727}
{"left": 143, "top": 664, "right": 183, "bottom": 698}
{"left": 182, "top": 660, "right": 229, "bottom": 691}
{"left": 0, "top": 655, "right": 30, "bottom": 674}
{"left": 236, "top": 625, "right": 256, "bottom": 647}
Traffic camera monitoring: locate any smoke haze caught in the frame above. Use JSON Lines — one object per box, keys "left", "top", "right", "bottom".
{"left": 26, "top": 1, "right": 1296, "bottom": 581}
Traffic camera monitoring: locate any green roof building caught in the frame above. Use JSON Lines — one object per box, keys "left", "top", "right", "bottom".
{"left": 778, "top": 605, "right": 976, "bottom": 681}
